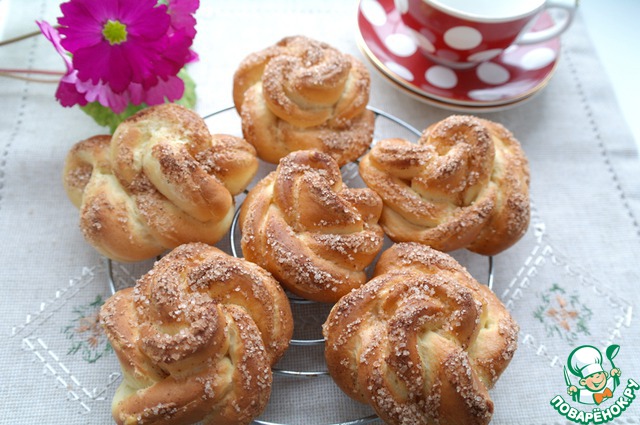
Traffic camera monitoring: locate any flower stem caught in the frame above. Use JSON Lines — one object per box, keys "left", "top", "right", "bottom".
{"left": 0, "top": 27, "right": 56, "bottom": 47}
{"left": 0, "top": 27, "right": 65, "bottom": 82}
{"left": 0, "top": 68, "right": 64, "bottom": 76}
{"left": 0, "top": 68, "right": 63, "bottom": 83}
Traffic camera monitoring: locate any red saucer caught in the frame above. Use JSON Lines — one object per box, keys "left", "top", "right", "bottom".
{"left": 357, "top": 0, "right": 561, "bottom": 107}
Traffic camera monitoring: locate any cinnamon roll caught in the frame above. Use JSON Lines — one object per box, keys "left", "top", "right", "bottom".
{"left": 323, "top": 242, "right": 518, "bottom": 425}
{"left": 233, "top": 35, "right": 374, "bottom": 166}
{"left": 63, "top": 104, "right": 258, "bottom": 262}
{"left": 239, "top": 150, "right": 384, "bottom": 302}
{"left": 100, "top": 243, "right": 294, "bottom": 425}
{"left": 359, "top": 115, "right": 530, "bottom": 255}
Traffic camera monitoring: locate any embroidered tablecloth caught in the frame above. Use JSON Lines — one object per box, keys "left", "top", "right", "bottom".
{"left": 1, "top": 1, "right": 638, "bottom": 424}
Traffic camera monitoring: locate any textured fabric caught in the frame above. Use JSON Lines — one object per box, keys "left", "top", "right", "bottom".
{"left": 1, "top": 1, "right": 639, "bottom": 424}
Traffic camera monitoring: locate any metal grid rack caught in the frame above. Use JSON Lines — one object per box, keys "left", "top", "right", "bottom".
{"left": 106, "top": 106, "right": 495, "bottom": 425}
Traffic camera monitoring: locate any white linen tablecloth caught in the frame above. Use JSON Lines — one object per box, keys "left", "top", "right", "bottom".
{"left": 1, "top": 1, "right": 639, "bottom": 424}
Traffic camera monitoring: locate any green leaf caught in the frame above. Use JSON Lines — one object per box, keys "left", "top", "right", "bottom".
{"left": 79, "top": 68, "right": 197, "bottom": 133}
{"left": 176, "top": 68, "right": 197, "bottom": 110}
{"left": 80, "top": 102, "right": 146, "bottom": 134}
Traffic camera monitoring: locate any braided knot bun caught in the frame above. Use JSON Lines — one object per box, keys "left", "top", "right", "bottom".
{"left": 239, "top": 150, "right": 384, "bottom": 302}
{"left": 359, "top": 115, "right": 530, "bottom": 255}
{"left": 100, "top": 243, "right": 293, "bottom": 425}
{"left": 63, "top": 104, "right": 258, "bottom": 262}
{"left": 323, "top": 242, "right": 518, "bottom": 425}
{"left": 233, "top": 35, "right": 374, "bottom": 166}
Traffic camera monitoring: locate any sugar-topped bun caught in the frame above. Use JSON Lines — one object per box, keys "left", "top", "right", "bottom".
{"left": 239, "top": 150, "right": 384, "bottom": 302}
{"left": 359, "top": 115, "right": 530, "bottom": 255}
{"left": 323, "top": 242, "right": 518, "bottom": 425}
{"left": 233, "top": 35, "right": 374, "bottom": 166}
{"left": 63, "top": 104, "right": 258, "bottom": 262}
{"left": 100, "top": 243, "right": 293, "bottom": 425}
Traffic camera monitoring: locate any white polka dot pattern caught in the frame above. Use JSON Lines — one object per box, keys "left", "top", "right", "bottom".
{"left": 362, "top": 0, "right": 387, "bottom": 26}
{"left": 425, "top": 66, "right": 458, "bottom": 89}
{"left": 393, "top": 0, "right": 408, "bottom": 14}
{"left": 476, "top": 62, "right": 510, "bottom": 85}
{"left": 521, "top": 47, "right": 557, "bottom": 70}
{"left": 468, "top": 49, "right": 503, "bottom": 62}
{"left": 384, "top": 33, "right": 417, "bottom": 57}
{"left": 408, "top": 29, "right": 436, "bottom": 53}
{"left": 386, "top": 61, "right": 414, "bottom": 81}
{"left": 444, "top": 26, "right": 483, "bottom": 50}
{"left": 468, "top": 89, "right": 504, "bottom": 101}
{"left": 359, "top": 0, "right": 561, "bottom": 105}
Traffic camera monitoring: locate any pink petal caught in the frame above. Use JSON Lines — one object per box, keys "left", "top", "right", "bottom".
{"left": 154, "top": 33, "right": 192, "bottom": 74}
{"left": 75, "top": 76, "right": 129, "bottom": 113}
{"left": 101, "top": 46, "right": 135, "bottom": 92}
{"left": 118, "top": 0, "right": 166, "bottom": 26}
{"left": 186, "top": 49, "right": 199, "bottom": 64}
{"left": 127, "top": 83, "right": 144, "bottom": 105}
{"left": 102, "top": 90, "right": 129, "bottom": 113}
{"left": 169, "top": 0, "right": 199, "bottom": 17}
{"left": 36, "top": 20, "right": 73, "bottom": 72}
{"left": 58, "top": 0, "right": 104, "bottom": 52}
{"left": 56, "top": 72, "right": 89, "bottom": 107}
{"left": 168, "top": 0, "right": 199, "bottom": 38}
{"left": 37, "top": 20, "right": 89, "bottom": 108}
{"left": 142, "top": 75, "right": 185, "bottom": 105}
{"left": 61, "top": 0, "right": 117, "bottom": 23}
{"left": 120, "top": 41, "right": 168, "bottom": 88}
{"left": 123, "top": 3, "right": 171, "bottom": 40}
{"left": 74, "top": 42, "right": 133, "bottom": 92}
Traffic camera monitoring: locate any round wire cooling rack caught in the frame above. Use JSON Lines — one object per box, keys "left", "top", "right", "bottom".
{"left": 105, "top": 105, "right": 495, "bottom": 425}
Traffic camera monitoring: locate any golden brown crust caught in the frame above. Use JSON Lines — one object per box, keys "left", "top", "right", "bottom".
{"left": 100, "top": 243, "right": 294, "bottom": 425}
{"left": 323, "top": 242, "right": 518, "bottom": 425}
{"left": 62, "top": 104, "right": 259, "bottom": 262}
{"left": 233, "top": 35, "right": 374, "bottom": 166}
{"left": 359, "top": 115, "right": 530, "bottom": 255}
{"left": 239, "top": 150, "right": 384, "bottom": 302}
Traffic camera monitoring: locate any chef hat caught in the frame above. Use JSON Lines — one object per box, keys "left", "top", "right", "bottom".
{"left": 568, "top": 345, "right": 604, "bottom": 378}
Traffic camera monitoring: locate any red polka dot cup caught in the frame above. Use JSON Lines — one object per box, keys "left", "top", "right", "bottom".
{"left": 395, "top": 0, "right": 576, "bottom": 68}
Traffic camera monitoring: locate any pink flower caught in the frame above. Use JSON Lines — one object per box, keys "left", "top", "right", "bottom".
{"left": 58, "top": 0, "right": 173, "bottom": 92}
{"left": 166, "top": 0, "right": 201, "bottom": 64}
{"left": 37, "top": 0, "right": 198, "bottom": 114}
{"left": 168, "top": 0, "right": 199, "bottom": 38}
{"left": 36, "top": 20, "right": 89, "bottom": 108}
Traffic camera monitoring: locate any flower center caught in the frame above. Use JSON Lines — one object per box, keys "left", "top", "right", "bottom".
{"left": 102, "top": 20, "right": 127, "bottom": 45}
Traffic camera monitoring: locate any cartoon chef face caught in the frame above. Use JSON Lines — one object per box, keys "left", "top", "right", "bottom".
{"left": 568, "top": 345, "right": 606, "bottom": 391}
{"left": 580, "top": 371, "right": 609, "bottom": 392}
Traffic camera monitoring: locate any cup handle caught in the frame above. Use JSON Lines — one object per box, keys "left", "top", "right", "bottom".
{"left": 517, "top": 0, "right": 577, "bottom": 45}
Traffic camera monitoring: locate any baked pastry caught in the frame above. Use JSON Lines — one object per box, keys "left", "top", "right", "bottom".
{"left": 233, "top": 35, "right": 374, "bottom": 166}
{"left": 99, "top": 243, "right": 294, "bottom": 425}
{"left": 359, "top": 115, "right": 530, "bottom": 255}
{"left": 63, "top": 104, "right": 258, "bottom": 262}
{"left": 239, "top": 150, "right": 384, "bottom": 302}
{"left": 323, "top": 242, "right": 518, "bottom": 425}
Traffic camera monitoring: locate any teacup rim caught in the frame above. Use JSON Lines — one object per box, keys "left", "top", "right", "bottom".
{"left": 424, "top": 0, "right": 545, "bottom": 23}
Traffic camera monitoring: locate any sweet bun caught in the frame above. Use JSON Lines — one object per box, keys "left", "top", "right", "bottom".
{"left": 100, "top": 243, "right": 294, "bottom": 425}
{"left": 239, "top": 150, "right": 384, "bottom": 302}
{"left": 63, "top": 104, "right": 258, "bottom": 262}
{"left": 323, "top": 242, "right": 518, "bottom": 425}
{"left": 233, "top": 35, "right": 374, "bottom": 166}
{"left": 359, "top": 115, "right": 530, "bottom": 255}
